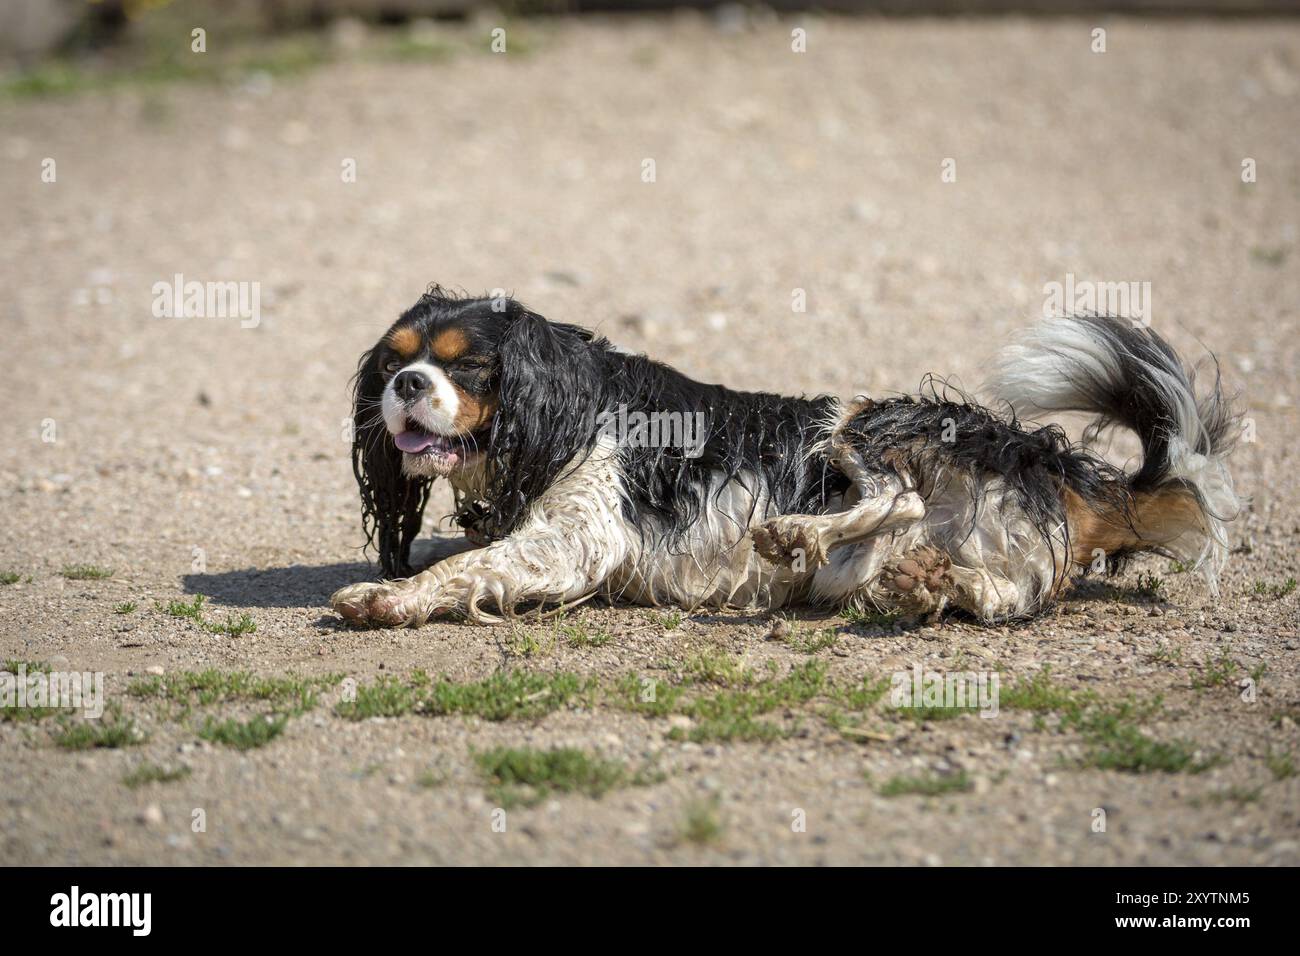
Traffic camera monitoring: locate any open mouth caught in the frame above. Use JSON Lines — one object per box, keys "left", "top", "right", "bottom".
{"left": 392, "top": 423, "right": 487, "bottom": 472}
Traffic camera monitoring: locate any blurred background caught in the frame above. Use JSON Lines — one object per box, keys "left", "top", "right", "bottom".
{"left": 3, "top": 0, "right": 1297, "bottom": 72}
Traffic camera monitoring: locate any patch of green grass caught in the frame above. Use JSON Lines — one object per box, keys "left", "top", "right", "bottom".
{"left": 1148, "top": 644, "right": 1183, "bottom": 665}
{"left": 384, "top": 33, "right": 459, "bottom": 63}
{"left": 338, "top": 681, "right": 418, "bottom": 717}
{"left": 1, "top": 32, "right": 336, "bottom": 100}
{"left": 427, "top": 670, "right": 593, "bottom": 721}
{"left": 684, "top": 649, "right": 753, "bottom": 687}
{"left": 879, "top": 771, "right": 973, "bottom": 798}
{"left": 0, "top": 571, "right": 21, "bottom": 585}
{"left": 610, "top": 673, "right": 687, "bottom": 718}
{"left": 831, "top": 675, "right": 893, "bottom": 711}
{"left": 656, "top": 610, "right": 683, "bottom": 631}
{"left": 614, "top": 660, "right": 888, "bottom": 743}
{"left": 416, "top": 769, "right": 448, "bottom": 789}
{"left": 1167, "top": 559, "right": 1194, "bottom": 574}
{"left": 198, "top": 714, "right": 288, "bottom": 750}
{"left": 475, "top": 746, "right": 632, "bottom": 808}
{"left": 896, "top": 703, "right": 983, "bottom": 722}
{"left": 334, "top": 677, "right": 418, "bottom": 719}
{"left": 793, "top": 629, "right": 839, "bottom": 655}
{"left": 161, "top": 594, "right": 207, "bottom": 621}
{"left": 1, "top": 660, "right": 60, "bottom": 723}
{"left": 1190, "top": 785, "right": 1262, "bottom": 808}
{"left": 1271, "top": 706, "right": 1300, "bottom": 730}
{"left": 506, "top": 628, "right": 551, "bottom": 658}
{"left": 995, "top": 670, "right": 1217, "bottom": 774}
{"left": 0, "top": 703, "right": 60, "bottom": 723}
{"left": 54, "top": 706, "right": 144, "bottom": 750}
{"left": 158, "top": 595, "right": 256, "bottom": 636}
{"left": 336, "top": 670, "right": 594, "bottom": 722}
{"left": 123, "top": 762, "right": 191, "bottom": 789}
{"left": 127, "top": 669, "right": 341, "bottom": 716}
{"left": 1191, "top": 652, "right": 1239, "bottom": 690}
{"left": 1000, "top": 668, "right": 1082, "bottom": 713}
{"left": 677, "top": 714, "right": 790, "bottom": 743}
{"left": 1265, "top": 749, "right": 1295, "bottom": 781}
{"left": 204, "top": 612, "right": 257, "bottom": 637}
{"left": 1250, "top": 245, "right": 1288, "bottom": 267}
{"left": 1254, "top": 577, "right": 1297, "bottom": 600}
{"left": 680, "top": 797, "right": 723, "bottom": 845}
{"left": 1133, "top": 571, "right": 1165, "bottom": 599}
{"left": 1081, "top": 724, "right": 1219, "bottom": 774}
{"left": 670, "top": 660, "right": 827, "bottom": 743}
{"left": 113, "top": 601, "right": 138, "bottom": 615}
{"left": 840, "top": 606, "right": 901, "bottom": 628}
{"left": 556, "top": 621, "right": 612, "bottom": 649}
{"left": 60, "top": 565, "right": 113, "bottom": 581}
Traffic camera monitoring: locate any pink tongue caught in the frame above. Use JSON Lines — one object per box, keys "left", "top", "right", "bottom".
{"left": 394, "top": 430, "right": 438, "bottom": 454}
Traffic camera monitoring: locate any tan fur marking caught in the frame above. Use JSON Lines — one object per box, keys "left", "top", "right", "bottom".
{"left": 432, "top": 327, "right": 471, "bottom": 362}
{"left": 1064, "top": 485, "right": 1205, "bottom": 567}
{"left": 453, "top": 391, "right": 499, "bottom": 433}
{"left": 388, "top": 326, "right": 422, "bottom": 358}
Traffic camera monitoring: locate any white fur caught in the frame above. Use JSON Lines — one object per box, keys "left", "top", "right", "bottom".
{"left": 382, "top": 361, "right": 461, "bottom": 437}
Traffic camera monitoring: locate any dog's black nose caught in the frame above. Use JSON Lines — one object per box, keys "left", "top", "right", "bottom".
{"left": 393, "top": 369, "right": 432, "bottom": 401}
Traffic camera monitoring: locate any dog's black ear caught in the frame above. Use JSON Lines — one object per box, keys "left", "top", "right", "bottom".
{"left": 483, "top": 302, "right": 601, "bottom": 538}
{"left": 352, "top": 344, "right": 432, "bottom": 578}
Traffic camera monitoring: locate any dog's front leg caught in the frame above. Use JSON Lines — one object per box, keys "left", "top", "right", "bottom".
{"left": 332, "top": 527, "right": 623, "bottom": 626}
{"left": 332, "top": 445, "right": 629, "bottom": 627}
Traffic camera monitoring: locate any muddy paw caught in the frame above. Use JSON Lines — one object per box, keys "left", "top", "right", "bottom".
{"left": 752, "top": 518, "right": 828, "bottom": 570}
{"left": 879, "top": 547, "right": 954, "bottom": 613}
{"left": 330, "top": 581, "right": 425, "bottom": 628}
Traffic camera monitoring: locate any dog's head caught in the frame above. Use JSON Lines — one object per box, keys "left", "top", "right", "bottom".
{"left": 351, "top": 287, "right": 602, "bottom": 576}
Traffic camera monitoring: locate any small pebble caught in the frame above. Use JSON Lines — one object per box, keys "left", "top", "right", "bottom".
{"left": 765, "top": 619, "right": 791, "bottom": 641}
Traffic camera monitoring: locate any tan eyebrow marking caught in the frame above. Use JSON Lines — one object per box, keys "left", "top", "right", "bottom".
{"left": 431, "top": 327, "right": 471, "bottom": 362}
{"left": 387, "top": 326, "right": 423, "bottom": 358}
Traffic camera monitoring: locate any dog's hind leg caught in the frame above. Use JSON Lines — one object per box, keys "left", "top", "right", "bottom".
{"left": 751, "top": 462, "right": 924, "bottom": 571}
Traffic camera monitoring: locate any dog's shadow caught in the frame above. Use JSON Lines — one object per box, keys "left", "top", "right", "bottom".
{"left": 184, "top": 562, "right": 372, "bottom": 609}
{"left": 184, "top": 535, "right": 477, "bottom": 609}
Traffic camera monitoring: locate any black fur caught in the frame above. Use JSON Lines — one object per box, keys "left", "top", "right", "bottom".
{"left": 351, "top": 339, "right": 433, "bottom": 578}
{"left": 482, "top": 300, "right": 848, "bottom": 546}
{"left": 350, "top": 288, "right": 849, "bottom": 575}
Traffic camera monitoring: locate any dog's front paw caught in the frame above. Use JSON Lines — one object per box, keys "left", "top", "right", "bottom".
{"left": 751, "top": 517, "right": 828, "bottom": 570}
{"left": 331, "top": 580, "right": 428, "bottom": 628}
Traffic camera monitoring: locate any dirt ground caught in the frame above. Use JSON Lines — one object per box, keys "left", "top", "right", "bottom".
{"left": 1, "top": 14, "right": 1298, "bottom": 865}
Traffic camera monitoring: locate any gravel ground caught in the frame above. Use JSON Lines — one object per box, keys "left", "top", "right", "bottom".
{"left": 1, "top": 14, "right": 1298, "bottom": 865}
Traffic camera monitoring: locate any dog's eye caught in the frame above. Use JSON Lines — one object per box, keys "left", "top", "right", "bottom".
{"left": 383, "top": 360, "right": 403, "bottom": 375}
{"left": 453, "top": 358, "right": 491, "bottom": 372}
